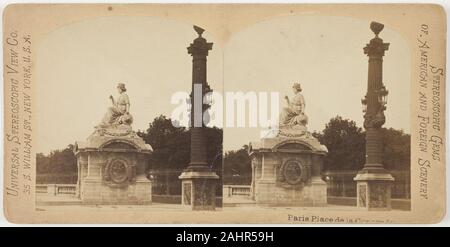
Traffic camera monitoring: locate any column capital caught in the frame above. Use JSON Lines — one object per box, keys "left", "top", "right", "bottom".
{"left": 187, "top": 26, "right": 213, "bottom": 57}
{"left": 363, "top": 21, "right": 390, "bottom": 57}
{"left": 364, "top": 38, "right": 390, "bottom": 57}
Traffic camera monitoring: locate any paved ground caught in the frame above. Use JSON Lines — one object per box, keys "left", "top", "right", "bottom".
{"left": 36, "top": 195, "right": 81, "bottom": 202}
{"left": 224, "top": 204, "right": 358, "bottom": 211}
{"left": 36, "top": 195, "right": 193, "bottom": 210}
{"left": 36, "top": 204, "right": 361, "bottom": 213}
{"left": 36, "top": 195, "right": 356, "bottom": 212}
{"left": 36, "top": 195, "right": 402, "bottom": 212}
{"left": 36, "top": 203, "right": 194, "bottom": 211}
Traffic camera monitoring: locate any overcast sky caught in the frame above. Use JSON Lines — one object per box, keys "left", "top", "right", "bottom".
{"left": 36, "top": 15, "right": 410, "bottom": 154}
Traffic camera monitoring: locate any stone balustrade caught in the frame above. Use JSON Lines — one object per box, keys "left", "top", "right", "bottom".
{"left": 36, "top": 184, "right": 77, "bottom": 196}
{"left": 223, "top": 185, "right": 251, "bottom": 198}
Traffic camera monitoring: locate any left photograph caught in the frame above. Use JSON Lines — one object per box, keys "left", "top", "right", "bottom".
{"left": 34, "top": 17, "right": 223, "bottom": 211}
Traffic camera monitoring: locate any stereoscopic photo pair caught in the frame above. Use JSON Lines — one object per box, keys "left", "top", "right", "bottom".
{"left": 2, "top": 4, "right": 446, "bottom": 224}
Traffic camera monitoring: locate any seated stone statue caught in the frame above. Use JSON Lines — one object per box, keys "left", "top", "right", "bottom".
{"left": 280, "top": 83, "right": 308, "bottom": 128}
{"left": 98, "top": 83, "right": 133, "bottom": 128}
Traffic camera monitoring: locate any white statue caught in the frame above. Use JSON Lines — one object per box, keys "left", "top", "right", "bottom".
{"left": 99, "top": 83, "right": 133, "bottom": 127}
{"left": 280, "top": 82, "right": 308, "bottom": 128}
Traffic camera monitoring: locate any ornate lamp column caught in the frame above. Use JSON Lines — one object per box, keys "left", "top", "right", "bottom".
{"left": 179, "top": 26, "right": 219, "bottom": 210}
{"left": 354, "top": 22, "right": 394, "bottom": 211}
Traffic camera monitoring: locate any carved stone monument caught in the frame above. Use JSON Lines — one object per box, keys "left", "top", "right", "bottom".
{"left": 353, "top": 22, "right": 394, "bottom": 211}
{"left": 179, "top": 26, "right": 219, "bottom": 210}
{"left": 249, "top": 83, "right": 328, "bottom": 206}
{"left": 74, "top": 83, "right": 153, "bottom": 204}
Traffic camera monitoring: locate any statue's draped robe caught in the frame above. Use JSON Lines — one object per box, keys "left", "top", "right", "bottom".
{"left": 101, "top": 93, "right": 132, "bottom": 126}
{"left": 280, "top": 93, "right": 308, "bottom": 127}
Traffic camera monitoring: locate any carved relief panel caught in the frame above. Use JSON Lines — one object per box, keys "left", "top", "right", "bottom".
{"left": 103, "top": 157, "right": 135, "bottom": 188}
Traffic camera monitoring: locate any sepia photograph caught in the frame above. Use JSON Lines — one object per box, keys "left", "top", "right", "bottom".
{"left": 2, "top": 4, "right": 446, "bottom": 224}
{"left": 222, "top": 16, "right": 411, "bottom": 212}
{"left": 32, "top": 17, "right": 224, "bottom": 211}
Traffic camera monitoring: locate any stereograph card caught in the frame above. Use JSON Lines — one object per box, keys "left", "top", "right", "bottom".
{"left": 2, "top": 4, "right": 446, "bottom": 224}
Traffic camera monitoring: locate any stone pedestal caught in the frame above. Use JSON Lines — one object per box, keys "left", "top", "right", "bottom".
{"left": 74, "top": 125, "right": 153, "bottom": 204}
{"left": 249, "top": 134, "right": 328, "bottom": 206}
{"left": 354, "top": 170, "right": 394, "bottom": 211}
{"left": 179, "top": 170, "right": 219, "bottom": 210}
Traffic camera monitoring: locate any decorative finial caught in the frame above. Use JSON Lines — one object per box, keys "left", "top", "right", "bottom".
{"left": 193, "top": 25, "right": 205, "bottom": 37}
{"left": 370, "top": 21, "right": 384, "bottom": 37}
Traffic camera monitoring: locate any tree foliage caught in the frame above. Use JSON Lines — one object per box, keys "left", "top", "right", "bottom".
{"left": 138, "top": 115, "right": 191, "bottom": 171}
{"left": 313, "top": 116, "right": 410, "bottom": 171}
{"left": 138, "top": 115, "right": 223, "bottom": 172}
{"left": 223, "top": 145, "right": 251, "bottom": 185}
{"left": 381, "top": 128, "right": 411, "bottom": 171}
{"left": 137, "top": 115, "right": 223, "bottom": 195}
{"left": 313, "top": 116, "right": 366, "bottom": 171}
{"left": 36, "top": 145, "right": 77, "bottom": 184}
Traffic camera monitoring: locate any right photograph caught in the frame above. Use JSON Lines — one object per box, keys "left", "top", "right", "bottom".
{"left": 222, "top": 15, "right": 411, "bottom": 211}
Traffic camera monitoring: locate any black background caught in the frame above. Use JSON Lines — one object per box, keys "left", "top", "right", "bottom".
{"left": 0, "top": 227, "right": 444, "bottom": 246}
